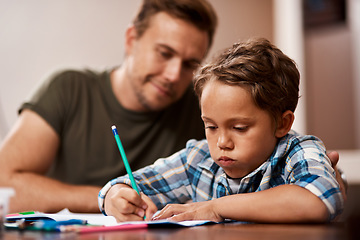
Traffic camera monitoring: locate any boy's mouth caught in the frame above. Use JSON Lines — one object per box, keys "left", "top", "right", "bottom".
{"left": 218, "top": 156, "right": 236, "bottom": 166}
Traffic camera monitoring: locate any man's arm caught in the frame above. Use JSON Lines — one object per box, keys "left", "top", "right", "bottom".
{"left": 153, "top": 185, "right": 328, "bottom": 223}
{"left": 0, "top": 110, "right": 100, "bottom": 213}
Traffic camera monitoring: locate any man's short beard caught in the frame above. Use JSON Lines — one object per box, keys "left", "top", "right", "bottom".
{"left": 128, "top": 73, "right": 154, "bottom": 111}
{"left": 134, "top": 89, "right": 153, "bottom": 111}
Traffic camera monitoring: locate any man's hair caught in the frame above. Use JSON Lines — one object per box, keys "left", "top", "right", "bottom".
{"left": 194, "top": 38, "right": 300, "bottom": 121}
{"left": 132, "top": 0, "right": 217, "bottom": 49}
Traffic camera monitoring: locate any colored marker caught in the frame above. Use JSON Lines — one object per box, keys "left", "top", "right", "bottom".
{"left": 19, "top": 211, "right": 36, "bottom": 215}
{"left": 111, "top": 125, "right": 140, "bottom": 195}
{"left": 33, "top": 219, "right": 88, "bottom": 232}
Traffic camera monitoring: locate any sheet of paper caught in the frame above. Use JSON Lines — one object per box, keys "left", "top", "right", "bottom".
{"left": 7, "top": 208, "right": 117, "bottom": 226}
{"left": 6, "top": 208, "right": 215, "bottom": 228}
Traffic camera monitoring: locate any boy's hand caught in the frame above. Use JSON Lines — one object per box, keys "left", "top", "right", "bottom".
{"left": 104, "top": 184, "right": 157, "bottom": 222}
{"left": 152, "top": 201, "right": 223, "bottom": 222}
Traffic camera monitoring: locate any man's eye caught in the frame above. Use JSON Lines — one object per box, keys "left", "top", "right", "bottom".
{"left": 183, "top": 61, "right": 200, "bottom": 71}
{"left": 158, "top": 50, "right": 172, "bottom": 59}
{"left": 205, "top": 126, "right": 217, "bottom": 130}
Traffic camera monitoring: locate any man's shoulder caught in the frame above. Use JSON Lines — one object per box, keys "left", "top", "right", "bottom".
{"left": 47, "top": 68, "right": 107, "bottom": 86}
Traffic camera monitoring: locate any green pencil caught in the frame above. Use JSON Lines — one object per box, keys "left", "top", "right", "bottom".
{"left": 111, "top": 125, "right": 140, "bottom": 195}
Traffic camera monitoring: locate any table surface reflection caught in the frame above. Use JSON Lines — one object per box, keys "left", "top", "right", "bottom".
{"left": 2, "top": 221, "right": 355, "bottom": 240}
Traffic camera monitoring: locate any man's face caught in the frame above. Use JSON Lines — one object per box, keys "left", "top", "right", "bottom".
{"left": 124, "top": 12, "right": 209, "bottom": 112}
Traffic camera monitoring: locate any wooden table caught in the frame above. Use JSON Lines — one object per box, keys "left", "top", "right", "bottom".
{"left": 1, "top": 221, "right": 355, "bottom": 240}
{"left": 3, "top": 184, "right": 360, "bottom": 240}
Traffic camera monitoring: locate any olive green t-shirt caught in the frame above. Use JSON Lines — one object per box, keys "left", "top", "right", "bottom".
{"left": 19, "top": 68, "right": 205, "bottom": 186}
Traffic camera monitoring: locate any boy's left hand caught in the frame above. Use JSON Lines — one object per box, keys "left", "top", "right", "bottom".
{"left": 152, "top": 201, "right": 223, "bottom": 222}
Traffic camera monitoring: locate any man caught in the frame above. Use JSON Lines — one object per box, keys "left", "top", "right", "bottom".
{"left": 0, "top": 0, "right": 216, "bottom": 213}
{"left": 0, "top": 0, "right": 345, "bottom": 214}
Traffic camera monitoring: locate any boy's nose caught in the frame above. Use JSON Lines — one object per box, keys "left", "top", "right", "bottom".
{"left": 217, "top": 132, "right": 234, "bottom": 150}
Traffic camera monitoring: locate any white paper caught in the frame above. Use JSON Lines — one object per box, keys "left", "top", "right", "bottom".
{"left": 6, "top": 208, "right": 214, "bottom": 227}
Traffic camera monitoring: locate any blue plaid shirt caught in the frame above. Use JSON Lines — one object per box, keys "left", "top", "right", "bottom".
{"left": 99, "top": 131, "right": 344, "bottom": 221}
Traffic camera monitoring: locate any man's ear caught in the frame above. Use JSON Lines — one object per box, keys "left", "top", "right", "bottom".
{"left": 275, "top": 110, "right": 295, "bottom": 138}
{"left": 125, "top": 25, "right": 137, "bottom": 56}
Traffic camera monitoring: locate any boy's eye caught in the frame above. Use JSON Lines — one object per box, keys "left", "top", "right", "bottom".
{"left": 204, "top": 125, "right": 217, "bottom": 130}
{"left": 234, "top": 126, "right": 248, "bottom": 131}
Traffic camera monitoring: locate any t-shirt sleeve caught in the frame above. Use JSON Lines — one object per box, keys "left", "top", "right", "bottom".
{"left": 19, "top": 70, "right": 85, "bottom": 135}
{"left": 285, "top": 136, "right": 344, "bottom": 221}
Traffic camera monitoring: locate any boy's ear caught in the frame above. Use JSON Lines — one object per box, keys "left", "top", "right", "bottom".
{"left": 125, "top": 25, "right": 137, "bottom": 56}
{"left": 275, "top": 110, "right": 294, "bottom": 138}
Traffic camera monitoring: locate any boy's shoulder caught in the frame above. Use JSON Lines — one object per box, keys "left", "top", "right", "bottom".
{"left": 184, "top": 139, "right": 217, "bottom": 169}
{"left": 272, "top": 130, "right": 329, "bottom": 166}
{"left": 279, "top": 130, "right": 326, "bottom": 152}
{"left": 185, "top": 139, "right": 210, "bottom": 156}
{"left": 185, "top": 138, "right": 208, "bottom": 148}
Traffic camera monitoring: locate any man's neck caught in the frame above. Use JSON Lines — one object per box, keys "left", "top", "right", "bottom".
{"left": 110, "top": 65, "right": 145, "bottom": 112}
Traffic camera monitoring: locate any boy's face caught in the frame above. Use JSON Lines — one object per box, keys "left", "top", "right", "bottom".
{"left": 201, "top": 80, "right": 278, "bottom": 178}
{"left": 124, "top": 12, "right": 208, "bottom": 111}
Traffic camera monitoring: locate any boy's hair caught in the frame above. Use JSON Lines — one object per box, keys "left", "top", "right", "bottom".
{"left": 194, "top": 38, "right": 300, "bottom": 121}
{"left": 132, "top": 0, "right": 218, "bottom": 49}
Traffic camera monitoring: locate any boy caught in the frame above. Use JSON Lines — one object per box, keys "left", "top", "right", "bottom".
{"left": 98, "top": 38, "right": 343, "bottom": 223}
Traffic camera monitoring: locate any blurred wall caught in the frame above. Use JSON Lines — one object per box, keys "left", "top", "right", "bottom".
{"left": 303, "top": 0, "right": 360, "bottom": 150}
{"left": 1, "top": 0, "right": 359, "bottom": 151}
{"left": 0, "top": 0, "right": 273, "bottom": 142}
{"left": 0, "top": 0, "right": 360, "bottom": 149}
{"left": 305, "top": 25, "right": 356, "bottom": 150}
{"left": 1, "top": 0, "right": 359, "bottom": 182}
{"left": 273, "top": 0, "right": 306, "bottom": 135}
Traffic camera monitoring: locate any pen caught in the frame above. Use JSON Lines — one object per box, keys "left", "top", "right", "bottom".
{"left": 33, "top": 219, "right": 88, "bottom": 232}
{"left": 111, "top": 125, "right": 140, "bottom": 195}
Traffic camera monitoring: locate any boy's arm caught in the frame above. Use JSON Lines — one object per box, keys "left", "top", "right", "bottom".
{"left": 98, "top": 143, "right": 200, "bottom": 218}
{"left": 214, "top": 184, "right": 328, "bottom": 222}
{"left": 154, "top": 137, "right": 343, "bottom": 223}
{"left": 153, "top": 184, "right": 328, "bottom": 223}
